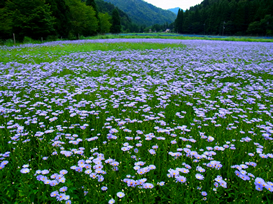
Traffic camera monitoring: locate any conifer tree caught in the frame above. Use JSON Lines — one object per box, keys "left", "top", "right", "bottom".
{"left": 110, "top": 8, "right": 121, "bottom": 33}
{"left": 175, "top": 9, "right": 183, "bottom": 33}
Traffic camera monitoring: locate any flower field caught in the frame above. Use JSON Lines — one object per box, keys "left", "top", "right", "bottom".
{"left": 0, "top": 39, "right": 272, "bottom": 203}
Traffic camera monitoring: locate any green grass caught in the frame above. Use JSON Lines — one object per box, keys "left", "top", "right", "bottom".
{"left": 85, "top": 33, "right": 273, "bottom": 42}
{"left": 0, "top": 42, "right": 186, "bottom": 64}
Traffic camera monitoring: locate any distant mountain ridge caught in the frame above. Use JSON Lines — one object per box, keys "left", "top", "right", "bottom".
{"left": 168, "top": 7, "right": 180, "bottom": 15}
{"left": 102, "top": 0, "right": 176, "bottom": 26}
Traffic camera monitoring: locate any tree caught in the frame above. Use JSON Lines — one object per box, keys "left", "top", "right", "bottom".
{"left": 45, "top": 0, "right": 71, "bottom": 38}
{"left": 86, "top": 0, "right": 100, "bottom": 33}
{"left": 6, "top": 0, "right": 55, "bottom": 40}
{"left": 175, "top": 9, "right": 183, "bottom": 33}
{"left": 110, "top": 8, "right": 121, "bottom": 33}
{"left": 0, "top": 6, "right": 12, "bottom": 39}
{"left": 65, "top": 0, "right": 98, "bottom": 37}
{"left": 99, "top": 12, "right": 111, "bottom": 33}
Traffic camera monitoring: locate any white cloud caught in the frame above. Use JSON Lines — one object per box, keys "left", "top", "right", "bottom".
{"left": 143, "top": 0, "right": 203, "bottom": 10}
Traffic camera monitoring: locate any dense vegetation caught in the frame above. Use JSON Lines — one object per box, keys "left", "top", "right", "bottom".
{"left": 94, "top": 0, "right": 140, "bottom": 33}
{"left": 0, "top": 0, "right": 102, "bottom": 40}
{"left": 0, "top": 39, "right": 273, "bottom": 203}
{"left": 102, "top": 0, "right": 176, "bottom": 26}
{"left": 174, "top": 0, "right": 273, "bottom": 36}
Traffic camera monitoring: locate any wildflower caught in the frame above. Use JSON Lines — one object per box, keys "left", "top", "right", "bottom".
{"left": 98, "top": 175, "right": 104, "bottom": 182}
{"left": 50, "top": 180, "right": 59, "bottom": 186}
{"left": 149, "top": 165, "right": 156, "bottom": 170}
{"left": 20, "top": 168, "right": 30, "bottom": 174}
{"left": 255, "top": 177, "right": 265, "bottom": 186}
{"left": 195, "top": 173, "right": 204, "bottom": 180}
{"left": 158, "top": 181, "right": 165, "bottom": 186}
{"left": 57, "top": 193, "right": 66, "bottom": 201}
{"left": 180, "top": 168, "right": 189, "bottom": 174}
{"left": 101, "top": 186, "right": 108, "bottom": 191}
{"left": 50, "top": 191, "right": 59, "bottom": 197}
{"left": 255, "top": 185, "right": 263, "bottom": 191}
{"left": 60, "top": 170, "right": 68, "bottom": 175}
{"left": 176, "top": 176, "right": 186, "bottom": 183}
{"left": 207, "top": 136, "right": 214, "bottom": 142}
{"left": 219, "top": 180, "right": 227, "bottom": 188}
{"left": 109, "top": 198, "right": 115, "bottom": 204}
{"left": 196, "top": 166, "right": 206, "bottom": 172}
{"left": 201, "top": 191, "right": 207, "bottom": 196}
{"left": 42, "top": 169, "right": 49, "bottom": 174}
{"left": 148, "top": 149, "right": 156, "bottom": 155}
{"left": 143, "top": 183, "right": 154, "bottom": 189}
{"left": 117, "top": 192, "right": 125, "bottom": 198}
{"left": 60, "top": 186, "right": 68, "bottom": 192}
{"left": 58, "top": 176, "right": 66, "bottom": 183}
{"left": 75, "top": 167, "right": 82, "bottom": 172}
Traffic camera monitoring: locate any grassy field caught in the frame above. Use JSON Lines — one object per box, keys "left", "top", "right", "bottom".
{"left": 0, "top": 39, "right": 273, "bottom": 204}
{"left": 1, "top": 33, "right": 273, "bottom": 46}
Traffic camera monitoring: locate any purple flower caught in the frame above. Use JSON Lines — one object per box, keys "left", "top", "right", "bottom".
{"left": 50, "top": 191, "right": 59, "bottom": 197}
{"left": 195, "top": 173, "right": 204, "bottom": 180}
{"left": 20, "top": 168, "right": 30, "bottom": 174}
{"left": 59, "top": 186, "right": 68, "bottom": 192}
{"left": 176, "top": 176, "right": 187, "bottom": 183}
{"left": 201, "top": 191, "right": 207, "bottom": 196}
{"left": 101, "top": 186, "right": 108, "bottom": 191}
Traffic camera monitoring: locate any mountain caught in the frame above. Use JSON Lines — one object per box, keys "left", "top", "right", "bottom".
{"left": 102, "top": 0, "right": 176, "bottom": 26}
{"left": 168, "top": 7, "right": 180, "bottom": 15}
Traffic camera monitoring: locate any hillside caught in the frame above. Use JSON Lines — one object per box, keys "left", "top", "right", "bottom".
{"left": 174, "top": 0, "right": 273, "bottom": 36}
{"left": 102, "top": 0, "right": 176, "bottom": 26}
{"left": 95, "top": 0, "right": 132, "bottom": 31}
{"left": 168, "top": 7, "right": 180, "bottom": 15}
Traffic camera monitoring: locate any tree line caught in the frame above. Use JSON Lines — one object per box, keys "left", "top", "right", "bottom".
{"left": 174, "top": 0, "right": 273, "bottom": 36}
{"left": 0, "top": 0, "right": 122, "bottom": 41}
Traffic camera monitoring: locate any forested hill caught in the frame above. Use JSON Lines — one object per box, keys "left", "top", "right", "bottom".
{"left": 174, "top": 0, "right": 273, "bottom": 36}
{"left": 94, "top": 0, "right": 139, "bottom": 33}
{"left": 102, "top": 0, "right": 176, "bottom": 26}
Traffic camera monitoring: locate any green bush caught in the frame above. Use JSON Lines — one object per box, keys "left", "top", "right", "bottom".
{"left": 23, "top": 36, "right": 33, "bottom": 44}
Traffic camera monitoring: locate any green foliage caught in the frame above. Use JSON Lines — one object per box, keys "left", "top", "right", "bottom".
{"left": 6, "top": 0, "right": 55, "bottom": 41}
{"left": 103, "top": 0, "right": 176, "bottom": 27}
{"left": 0, "top": 6, "right": 12, "bottom": 39}
{"left": 99, "top": 12, "right": 112, "bottom": 33}
{"left": 95, "top": 0, "right": 138, "bottom": 33}
{"left": 65, "top": 0, "right": 98, "bottom": 37}
{"left": 173, "top": 0, "right": 273, "bottom": 36}
{"left": 85, "top": 0, "right": 100, "bottom": 33}
{"left": 110, "top": 8, "right": 121, "bottom": 34}
{"left": 45, "top": 0, "right": 72, "bottom": 38}
{"left": 175, "top": 9, "right": 183, "bottom": 33}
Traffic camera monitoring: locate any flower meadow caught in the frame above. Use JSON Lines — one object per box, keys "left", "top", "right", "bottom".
{"left": 0, "top": 39, "right": 273, "bottom": 203}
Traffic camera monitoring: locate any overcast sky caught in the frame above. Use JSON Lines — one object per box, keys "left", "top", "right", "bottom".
{"left": 143, "top": 0, "right": 203, "bottom": 10}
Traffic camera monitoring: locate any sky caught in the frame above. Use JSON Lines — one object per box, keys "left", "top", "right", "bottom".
{"left": 143, "top": 0, "right": 203, "bottom": 10}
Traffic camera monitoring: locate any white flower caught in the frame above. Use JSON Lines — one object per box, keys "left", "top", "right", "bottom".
{"left": 117, "top": 191, "right": 125, "bottom": 198}
{"left": 109, "top": 198, "right": 115, "bottom": 204}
